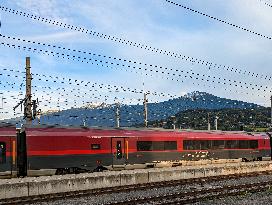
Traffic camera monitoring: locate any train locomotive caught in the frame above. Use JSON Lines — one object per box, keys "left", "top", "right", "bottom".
{"left": 0, "top": 124, "right": 271, "bottom": 176}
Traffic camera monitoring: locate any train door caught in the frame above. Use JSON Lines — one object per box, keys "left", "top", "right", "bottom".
{"left": 0, "top": 142, "right": 6, "bottom": 164}
{"left": 111, "top": 137, "right": 128, "bottom": 165}
{"left": 266, "top": 132, "right": 272, "bottom": 160}
{"left": 0, "top": 131, "right": 17, "bottom": 176}
{"left": 0, "top": 139, "right": 11, "bottom": 175}
{"left": 269, "top": 133, "right": 272, "bottom": 160}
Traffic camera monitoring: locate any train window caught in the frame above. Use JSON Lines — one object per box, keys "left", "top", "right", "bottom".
{"left": 137, "top": 141, "right": 177, "bottom": 151}
{"left": 91, "top": 144, "right": 101, "bottom": 150}
{"left": 249, "top": 140, "right": 258, "bottom": 149}
{"left": 193, "top": 141, "right": 201, "bottom": 150}
{"left": 183, "top": 140, "right": 194, "bottom": 150}
{"left": 183, "top": 140, "right": 210, "bottom": 150}
{"left": 164, "top": 141, "right": 177, "bottom": 150}
{"left": 137, "top": 141, "right": 152, "bottom": 151}
{"left": 238, "top": 141, "right": 249, "bottom": 149}
{"left": 212, "top": 140, "right": 225, "bottom": 149}
{"left": 225, "top": 140, "right": 239, "bottom": 149}
{"left": 200, "top": 141, "right": 210, "bottom": 150}
{"left": 225, "top": 141, "right": 232, "bottom": 149}
{"left": 183, "top": 140, "right": 198, "bottom": 150}
{"left": 0, "top": 142, "right": 6, "bottom": 164}
{"left": 153, "top": 141, "right": 164, "bottom": 151}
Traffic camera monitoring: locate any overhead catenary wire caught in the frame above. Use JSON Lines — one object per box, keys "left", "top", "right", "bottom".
{"left": 6, "top": 66, "right": 249, "bottom": 121}
{"left": 2, "top": 34, "right": 269, "bottom": 93}
{"left": 0, "top": 78, "right": 144, "bottom": 108}
{"left": 0, "top": 76, "right": 205, "bottom": 114}
{"left": 0, "top": 36, "right": 178, "bottom": 83}
{"left": 0, "top": 72, "right": 262, "bottom": 111}
{"left": 0, "top": 73, "right": 172, "bottom": 122}
{"left": 0, "top": 10, "right": 268, "bottom": 125}
{"left": 0, "top": 42, "right": 267, "bottom": 101}
{"left": 165, "top": 0, "right": 272, "bottom": 40}
{"left": 0, "top": 66, "right": 177, "bottom": 99}
{"left": 0, "top": 43, "right": 267, "bottom": 127}
{"left": 0, "top": 99, "right": 260, "bottom": 127}
{"left": 0, "top": 5, "right": 271, "bottom": 82}
{"left": 258, "top": 0, "right": 272, "bottom": 8}
{"left": 0, "top": 76, "right": 257, "bottom": 111}
{"left": 0, "top": 35, "right": 269, "bottom": 96}
{"left": 1, "top": 72, "right": 258, "bottom": 126}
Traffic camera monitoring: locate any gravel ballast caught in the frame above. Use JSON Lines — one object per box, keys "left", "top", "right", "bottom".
{"left": 28, "top": 174, "right": 272, "bottom": 205}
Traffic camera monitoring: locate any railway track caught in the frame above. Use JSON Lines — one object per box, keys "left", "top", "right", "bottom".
{"left": 106, "top": 181, "right": 272, "bottom": 205}
{"left": 1, "top": 171, "right": 272, "bottom": 205}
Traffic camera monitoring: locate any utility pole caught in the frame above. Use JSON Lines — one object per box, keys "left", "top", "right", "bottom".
{"left": 25, "top": 57, "right": 32, "bottom": 124}
{"left": 12, "top": 57, "right": 34, "bottom": 177}
{"left": 115, "top": 102, "right": 120, "bottom": 128}
{"left": 13, "top": 57, "right": 33, "bottom": 124}
{"left": 214, "top": 116, "right": 218, "bottom": 130}
{"left": 37, "top": 109, "right": 41, "bottom": 125}
{"left": 171, "top": 116, "right": 176, "bottom": 129}
{"left": 143, "top": 93, "right": 148, "bottom": 128}
{"left": 207, "top": 112, "right": 211, "bottom": 131}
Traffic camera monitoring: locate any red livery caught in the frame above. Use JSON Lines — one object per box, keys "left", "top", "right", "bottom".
{"left": 0, "top": 124, "right": 271, "bottom": 175}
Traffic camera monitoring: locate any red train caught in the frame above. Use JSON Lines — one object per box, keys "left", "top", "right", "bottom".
{"left": 0, "top": 124, "right": 271, "bottom": 175}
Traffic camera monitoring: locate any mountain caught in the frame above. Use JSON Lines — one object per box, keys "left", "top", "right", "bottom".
{"left": 30, "top": 91, "right": 261, "bottom": 127}
{"left": 149, "top": 107, "right": 270, "bottom": 131}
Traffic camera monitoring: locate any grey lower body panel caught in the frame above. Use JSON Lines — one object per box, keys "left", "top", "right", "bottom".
{"left": 127, "top": 150, "right": 270, "bottom": 163}
{"left": 27, "top": 154, "right": 113, "bottom": 170}
{"left": 0, "top": 149, "right": 270, "bottom": 172}
{"left": 0, "top": 156, "right": 13, "bottom": 172}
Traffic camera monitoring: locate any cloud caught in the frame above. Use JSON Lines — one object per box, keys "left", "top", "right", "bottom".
{"left": 28, "top": 31, "right": 78, "bottom": 42}
{"left": 1, "top": 0, "right": 272, "bottom": 120}
{"left": 12, "top": 0, "right": 72, "bottom": 22}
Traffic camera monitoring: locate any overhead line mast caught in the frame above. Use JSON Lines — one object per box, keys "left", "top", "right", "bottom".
{"left": 144, "top": 93, "right": 148, "bottom": 128}
{"left": 13, "top": 57, "right": 38, "bottom": 124}
{"left": 25, "top": 57, "right": 32, "bottom": 124}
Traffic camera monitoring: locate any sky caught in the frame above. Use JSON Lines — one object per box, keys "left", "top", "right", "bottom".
{"left": 1, "top": 0, "right": 272, "bottom": 120}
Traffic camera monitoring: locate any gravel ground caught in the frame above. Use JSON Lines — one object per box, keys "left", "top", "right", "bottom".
{"left": 194, "top": 191, "right": 272, "bottom": 205}
{"left": 28, "top": 174, "right": 272, "bottom": 205}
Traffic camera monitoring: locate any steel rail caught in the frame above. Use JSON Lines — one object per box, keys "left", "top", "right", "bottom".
{"left": 107, "top": 181, "right": 272, "bottom": 205}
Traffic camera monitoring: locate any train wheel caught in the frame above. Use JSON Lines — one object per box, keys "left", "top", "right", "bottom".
{"left": 93, "top": 165, "right": 108, "bottom": 172}
{"left": 242, "top": 158, "right": 249, "bottom": 162}
{"left": 55, "top": 168, "right": 65, "bottom": 175}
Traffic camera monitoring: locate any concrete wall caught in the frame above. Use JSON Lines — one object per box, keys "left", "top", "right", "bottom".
{"left": 0, "top": 161, "right": 272, "bottom": 200}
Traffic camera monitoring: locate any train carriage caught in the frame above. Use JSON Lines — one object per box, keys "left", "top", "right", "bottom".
{"left": 180, "top": 131, "right": 270, "bottom": 161}
{"left": 0, "top": 125, "right": 271, "bottom": 175}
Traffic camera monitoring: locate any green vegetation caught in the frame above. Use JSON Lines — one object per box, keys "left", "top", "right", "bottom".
{"left": 148, "top": 107, "right": 272, "bottom": 132}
